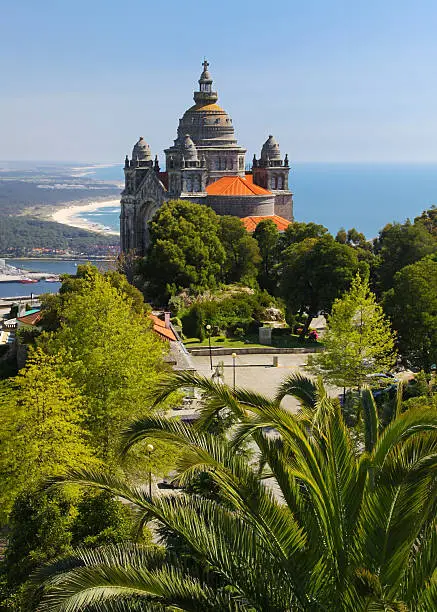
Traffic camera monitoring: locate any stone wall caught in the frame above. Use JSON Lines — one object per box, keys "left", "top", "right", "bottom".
{"left": 273, "top": 192, "right": 293, "bottom": 221}
{"left": 206, "top": 195, "right": 275, "bottom": 217}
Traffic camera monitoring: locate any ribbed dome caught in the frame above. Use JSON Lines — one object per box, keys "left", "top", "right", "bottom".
{"left": 132, "top": 137, "right": 152, "bottom": 161}
{"left": 261, "top": 135, "right": 281, "bottom": 161}
{"left": 182, "top": 134, "right": 198, "bottom": 161}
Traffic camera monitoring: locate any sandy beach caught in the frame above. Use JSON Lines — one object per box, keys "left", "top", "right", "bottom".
{"left": 51, "top": 200, "right": 120, "bottom": 235}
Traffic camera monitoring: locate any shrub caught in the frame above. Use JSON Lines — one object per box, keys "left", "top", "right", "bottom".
{"left": 180, "top": 290, "right": 277, "bottom": 339}
{"left": 272, "top": 327, "right": 291, "bottom": 337}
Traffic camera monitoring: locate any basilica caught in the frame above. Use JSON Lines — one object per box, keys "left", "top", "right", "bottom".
{"left": 120, "top": 61, "right": 293, "bottom": 255}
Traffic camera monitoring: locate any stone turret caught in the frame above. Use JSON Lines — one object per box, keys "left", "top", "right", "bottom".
{"left": 131, "top": 137, "right": 153, "bottom": 166}
{"left": 252, "top": 135, "right": 289, "bottom": 190}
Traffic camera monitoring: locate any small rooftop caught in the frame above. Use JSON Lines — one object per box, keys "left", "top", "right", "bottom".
{"left": 149, "top": 314, "right": 177, "bottom": 342}
{"left": 241, "top": 215, "right": 292, "bottom": 232}
{"left": 16, "top": 309, "right": 42, "bottom": 326}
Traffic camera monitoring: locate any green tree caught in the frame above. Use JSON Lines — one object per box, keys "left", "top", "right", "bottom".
{"left": 142, "top": 200, "right": 226, "bottom": 302}
{"left": 414, "top": 205, "right": 437, "bottom": 237}
{"left": 38, "top": 270, "right": 169, "bottom": 463}
{"left": 71, "top": 491, "right": 136, "bottom": 547}
{"left": 40, "top": 264, "right": 147, "bottom": 332}
{"left": 0, "top": 349, "right": 97, "bottom": 520}
{"left": 218, "top": 215, "right": 261, "bottom": 284}
{"left": 374, "top": 219, "right": 437, "bottom": 293}
{"left": 33, "top": 372, "right": 437, "bottom": 610}
{"left": 383, "top": 256, "right": 437, "bottom": 371}
{"left": 0, "top": 489, "right": 139, "bottom": 610}
{"left": 0, "top": 488, "right": 75, "bottom": 609}
{"left": 279, "top": 235, "right": 363, "bottom": 335}
{"left": 308, "top": 274, "right": 396, "bottom": 389}
{"left": 253, "top": 218, "right": 280, "bottom": 292}
{"left": 279, "top": 220, "right": 329, "bottom": 250}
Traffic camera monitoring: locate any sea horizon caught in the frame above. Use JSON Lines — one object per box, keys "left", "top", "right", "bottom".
{"left": 75, "top": 162, "right": 437, "bottom": 239}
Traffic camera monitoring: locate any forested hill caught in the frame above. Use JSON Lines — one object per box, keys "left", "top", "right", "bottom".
{"left": 0, "top": 216, "right": 118, "bottom": 257}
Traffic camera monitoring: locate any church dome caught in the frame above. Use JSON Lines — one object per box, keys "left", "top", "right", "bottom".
{"left": 175, "top": 60, "right": 238, "bottom": 148}
{"left": 132, "top": 137, "right": 152, "bottom": 162}
{"left": 182, "top": 134, "right": 198, "bottom": 161}
{"left": 261, "top": 135, "right": 281, "bottom": 161}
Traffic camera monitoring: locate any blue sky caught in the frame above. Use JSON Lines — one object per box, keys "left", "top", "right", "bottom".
{"left": 2, "top": 0, "right": 437, "bottom": 163}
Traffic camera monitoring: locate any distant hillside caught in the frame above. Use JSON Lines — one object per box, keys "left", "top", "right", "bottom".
{"left": 0, "top": 176, "right": 120, "bottom": 256}
{"left": 0, "top": 216, "right": 118, "bottom": 257}
{"left": 0, "top": 179, "right": 119, "bottom": 215}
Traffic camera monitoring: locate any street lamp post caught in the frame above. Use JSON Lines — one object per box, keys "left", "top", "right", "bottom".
{"left": 146, "top": 443, "right": 154, "bottom": 498}
{"left": 231, "top": 352, "right": 237, "bottom": 390}
{"left": 206, "top": 324, "right": 213, "bottom": 370}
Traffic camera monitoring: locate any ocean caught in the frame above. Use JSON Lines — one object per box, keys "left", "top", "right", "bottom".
{"left": 0, "top": 259, "right": 112, "bottom": 299}
{"left": 84, "top": 163, "right": 437, "bottom": 239}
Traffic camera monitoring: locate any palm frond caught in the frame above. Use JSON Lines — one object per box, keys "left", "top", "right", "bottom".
{"left": 275, "top": 372, "right": 318, "bottom": 407}
{"left": 361, "top": 388, "right": 379, "bottom": 454}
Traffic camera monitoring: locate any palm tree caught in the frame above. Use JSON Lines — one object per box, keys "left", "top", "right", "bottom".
{"left": 32, "top": 372, "right": 437, "bottom": 611}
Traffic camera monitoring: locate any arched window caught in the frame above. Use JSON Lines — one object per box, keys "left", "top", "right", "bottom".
{"left": 194, "top": 176, "right": 201, "bottom": 192}
{"left": 277, "top": 175, "right": 283, "bottom": 189}
{"left": 215, "top": 158, "right": 220, "bottom": 170}
{"left": 186, "top": 176, "right": 192, "bottom": 192}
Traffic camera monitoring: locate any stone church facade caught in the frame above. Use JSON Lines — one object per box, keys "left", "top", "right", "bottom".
{"left": 120, "top": 61, "right": 293, "bottom": 255}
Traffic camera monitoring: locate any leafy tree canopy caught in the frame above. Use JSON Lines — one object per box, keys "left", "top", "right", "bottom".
{"left": 414, "top": 204, "right": 437, "bottom": 236}
{"left": 279, "top": 234, "right": 365, "bottom": 333}
{"left": 253, "top": 219, "right": 280, "bottom": 293}
{"left": 38, "top": 269, "right": 169, "bottom": 463}
{"left": 142, "top": 200, "right": 226, "bottom": 302}
{"left": 308, "top": 274, "right": 396, "bottom": 388}
{"left": 218, "top": 216, "right": 261, "bottom": 285}
{"left": 383, "top": 255, "right": 437, "bottom": 371}
{"left": 0, "top": 488, "right": 139, "bottom": 609}
{"left": 373, "top": 215, "right": 437, "bottom": 292}
{"left": 0, "top": 349, "right": 97, "bottom": 520}
{"left": 279, "top": 220, "right": 329, "bottom": 249}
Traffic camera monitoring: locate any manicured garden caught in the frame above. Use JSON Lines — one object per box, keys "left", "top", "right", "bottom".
{"left": 184, "top": 332, "right": 322, "bottom": 350}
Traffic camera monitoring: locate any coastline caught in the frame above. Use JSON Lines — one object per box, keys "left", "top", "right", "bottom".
{"left": 51, "top": 199, "right": 120, "bottom": 236}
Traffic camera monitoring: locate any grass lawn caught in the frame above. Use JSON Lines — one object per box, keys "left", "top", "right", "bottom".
{"left": 184, "top": 334, "right": 322, "bottom": 350}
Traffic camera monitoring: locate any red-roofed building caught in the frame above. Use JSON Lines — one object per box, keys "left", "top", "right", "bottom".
{"left": 148, "top": 313, "right": 177, "bottom": 342}
{"left": 16, "top": 309, "right": 42, "bottom": 327}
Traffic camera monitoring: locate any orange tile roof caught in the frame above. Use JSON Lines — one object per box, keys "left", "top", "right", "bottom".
{"left": 149, "top": 314, "right": 166, "bottom": 328}
{"left": 241, "top": 215, "right": 292, "bottom": 232}
{"left": 148, "top": 314, "right": 176, "bottom": 342}
{"left": 16, "top": 311, "right": 42, "bottom": 326}
{"left": 154, "top": 325, "right": 177, "bottom": 342}
{"left": 206, "top": 175, "right": 271, "bottom": 197}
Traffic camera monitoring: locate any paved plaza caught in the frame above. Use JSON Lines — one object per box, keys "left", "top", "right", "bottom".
{"left": 190, "top": 352, "right": 314, "bottom": 412}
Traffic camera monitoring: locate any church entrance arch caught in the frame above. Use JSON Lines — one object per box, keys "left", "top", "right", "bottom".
{"left": 139, "top": 199, "right": 162, "bottom": 253}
